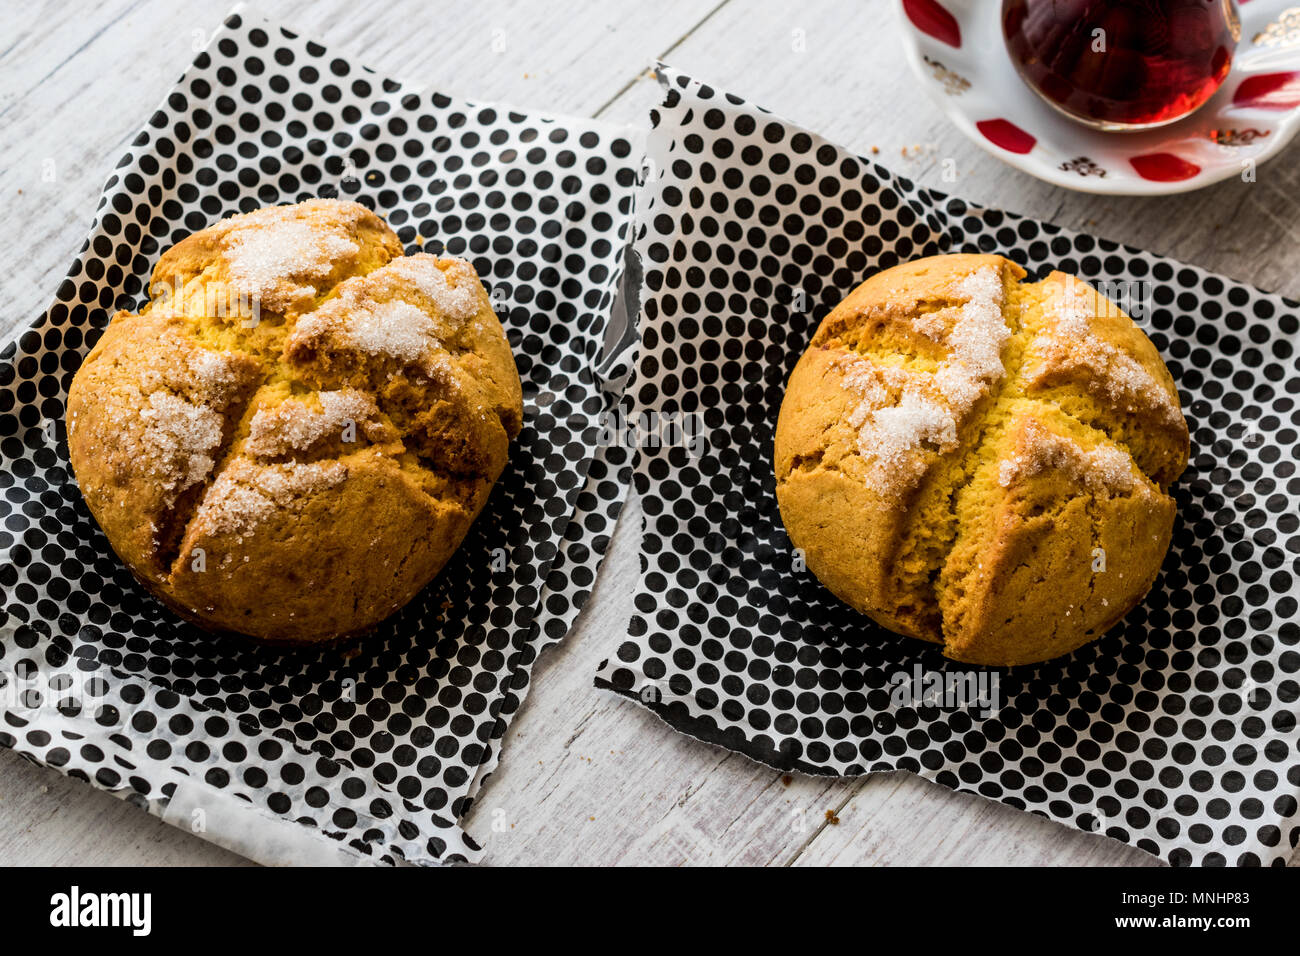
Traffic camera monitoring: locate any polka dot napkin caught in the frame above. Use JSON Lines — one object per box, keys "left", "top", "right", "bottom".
{"left": 0, "top": 12, "right": 638, "bottom": 864}
{"left": 596, "top": 66, "right": 1300, "bottom": 867}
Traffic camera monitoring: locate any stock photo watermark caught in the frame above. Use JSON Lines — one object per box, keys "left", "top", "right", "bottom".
{"left": 887, "top": 663, "right": 1000, "bottom": 719}
{"left": 148, "top": 276, "right": 262, "bottom": 327}
{"left": 595, "top": 407, "right": 708, "bottom": 458}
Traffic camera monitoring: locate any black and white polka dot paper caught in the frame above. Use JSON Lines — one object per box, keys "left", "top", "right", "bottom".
{"left": 596, "top": 67, "right": 1300, "bottom": 867}
{"left": 0, "top": 12, "right": 638, "bottom": 865}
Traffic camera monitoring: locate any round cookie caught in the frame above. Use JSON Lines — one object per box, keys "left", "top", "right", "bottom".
{"left": 67, "top": 199, "right": 523, "bottom": 643}
{"left": 774, "top": 253, "right": 1189, "bottom": 667}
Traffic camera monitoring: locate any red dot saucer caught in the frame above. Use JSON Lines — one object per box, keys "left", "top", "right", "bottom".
{"left": 897, "top": 0, "right": 1300, "bottom": 195}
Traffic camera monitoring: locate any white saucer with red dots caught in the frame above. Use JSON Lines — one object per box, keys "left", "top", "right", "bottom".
{"left": 897, "top": 0, "right": 1300, "bottom": 195}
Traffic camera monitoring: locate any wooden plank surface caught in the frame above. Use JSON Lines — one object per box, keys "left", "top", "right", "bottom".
{"left": 1, "top": 0, "right": 1296, "bottom": 866}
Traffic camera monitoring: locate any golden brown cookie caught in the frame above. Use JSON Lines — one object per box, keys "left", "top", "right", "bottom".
{"left": 67, "top": 199, "right": 523, "bottom": 643}
{"left": 774, "top": 253, "right": 1189, "bottom": 666}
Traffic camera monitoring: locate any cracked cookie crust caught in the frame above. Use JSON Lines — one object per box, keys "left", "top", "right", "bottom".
{"left": 67, "top": 199, "right": 523, "bottom": 644}
{"left": 774, "top": 253, "right": 1188, "bottom": 667}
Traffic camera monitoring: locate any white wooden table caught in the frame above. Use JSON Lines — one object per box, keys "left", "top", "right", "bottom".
{"left": 2, "top": 0, "right": 1297, "bottom": 867}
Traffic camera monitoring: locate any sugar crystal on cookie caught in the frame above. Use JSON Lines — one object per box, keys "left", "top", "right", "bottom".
{"left": 841, "top": 265, "right": 1009, "bottom": 496}
{"left": 1027, "top": 276, "right": 1182, "bottom": 426}
{"left": 226, "top": 218, "right": 359, "bottom": 309}
{"left": 138, "top": 391, "right": 225, "bottom": 493}
{"left": 246, "top": 388, "right": 383, "bottom": 457}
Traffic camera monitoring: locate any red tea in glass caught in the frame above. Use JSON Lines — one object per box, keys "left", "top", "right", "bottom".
{"left": 1002, "top": 0, "right": 1241, "bottom": 129}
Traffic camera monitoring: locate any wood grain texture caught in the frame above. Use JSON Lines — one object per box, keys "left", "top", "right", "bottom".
{"left": 1, "top": 0, "right": 1296, "bottom": 867}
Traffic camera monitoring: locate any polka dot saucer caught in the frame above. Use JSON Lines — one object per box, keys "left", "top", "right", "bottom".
{"left": 896, "top": 0, "right": 1300, "bottom": 195}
